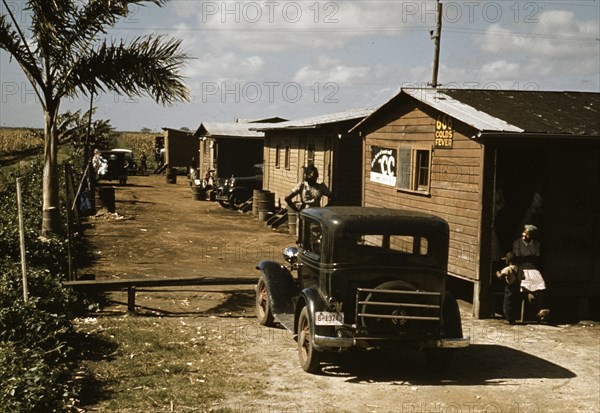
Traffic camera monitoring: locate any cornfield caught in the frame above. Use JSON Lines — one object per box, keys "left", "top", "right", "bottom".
{"left": 0, "top": 128, "right": 158, "bottom": 161}
{"left": 118, "top": 131, "right": 160, "bottom": 170}
{"left": 0, "top": 127, "right": 44, "bottom": 155}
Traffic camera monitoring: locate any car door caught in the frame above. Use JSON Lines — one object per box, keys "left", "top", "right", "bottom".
{"left": 297, "top": 217, "right": 322, "bottom": 290}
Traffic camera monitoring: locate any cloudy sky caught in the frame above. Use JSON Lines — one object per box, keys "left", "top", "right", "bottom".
{"left": 1, "top": 0, "right": 599, "bottom": 131}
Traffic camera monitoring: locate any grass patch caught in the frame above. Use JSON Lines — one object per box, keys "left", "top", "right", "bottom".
{"left": 76, "top": 316, "right": 260, "bottom": 412}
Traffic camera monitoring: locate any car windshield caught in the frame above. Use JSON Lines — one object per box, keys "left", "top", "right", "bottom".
{"left": 334, "top": 232, "right": 441, "bottom": 267}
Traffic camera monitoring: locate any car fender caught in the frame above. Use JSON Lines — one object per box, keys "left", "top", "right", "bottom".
{"left": 256, "top": 260, "right": 299, "bottom": 321}
{"left": 441, "top": 291, "right": 463, "bottom": 338}
{"left": 230, "top": 186, "right": 252, "bottom": 198}
{"left": 294, "top": 287, "right": 331, "bottom": 340}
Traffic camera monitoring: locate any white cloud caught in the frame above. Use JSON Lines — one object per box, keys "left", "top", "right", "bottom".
{"left": 476, "top": 10, "right": 599, "bottom": 59}
{"left": 177, "top": 1, "right": 425, "bottom": 53}
{"left": 293, "top": 56, "right": 370, "bottom": 84}
{"left": 183, "top": 51, "right": 265, "bottom": 82}
{"left": 480, "top": 60, "right": 521, "bottom": 79}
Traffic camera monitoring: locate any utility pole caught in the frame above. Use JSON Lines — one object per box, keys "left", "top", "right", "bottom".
{"left": 430, "top": 0, "right": 443, "bottom": 88}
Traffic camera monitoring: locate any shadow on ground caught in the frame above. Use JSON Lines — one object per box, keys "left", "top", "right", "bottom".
{"left": 318, "top": 344, "right": 576, "bottom": 385}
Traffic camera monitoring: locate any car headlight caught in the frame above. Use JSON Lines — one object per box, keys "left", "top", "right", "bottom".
{"left": 230, "top": 177, "right": 236, "bottom": 186}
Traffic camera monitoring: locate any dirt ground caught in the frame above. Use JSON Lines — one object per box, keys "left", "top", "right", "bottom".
{"left": 81, "top": 174, "right": 600, "bottom": 413}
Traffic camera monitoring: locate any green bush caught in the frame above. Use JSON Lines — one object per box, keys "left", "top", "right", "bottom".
{"left": 0, "top": 302, "right": 75, "bottom": 412}
{"left": 0, "top": 158, "right": 70, "bottom": 274}
{"left": 0, "top": 159, "right": 86, "bottom": 412}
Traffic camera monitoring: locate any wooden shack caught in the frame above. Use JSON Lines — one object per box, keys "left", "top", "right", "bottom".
{"left": 351, "top": 88, "right": 600, "bottom": 319}
{"left": 253, "top": 108, "right": 374, "bottom": 208}
{"left": 162, "top": 127, "right": 197, "bottom": 171}
{"left": 193, "top": 118, "right": 285, "bottom": 179}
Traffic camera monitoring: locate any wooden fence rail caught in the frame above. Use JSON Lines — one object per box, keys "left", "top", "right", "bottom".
{"left": 64, "top": 276, "right": 258, "bottom": 313}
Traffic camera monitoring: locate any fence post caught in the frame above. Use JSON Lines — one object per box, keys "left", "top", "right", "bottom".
{"left": 65, "top": 164, "right": 76, "bottom": 281}
{"left": 16, "top": 178, "right": 28, "bottom": 301}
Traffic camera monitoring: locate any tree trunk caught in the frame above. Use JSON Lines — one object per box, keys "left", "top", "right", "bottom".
{"left": 41, "top": 104, "right": 61, "bottom": 237}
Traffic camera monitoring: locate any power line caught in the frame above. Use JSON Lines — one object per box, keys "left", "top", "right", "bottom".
{"left": 109, "top": 25, "right": 597, "bottom": 42}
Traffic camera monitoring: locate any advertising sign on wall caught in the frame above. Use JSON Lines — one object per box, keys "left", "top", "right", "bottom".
{"left": 435, "top": 113, "right": 454, "bottom": 148}
{"left": 370, "top": 146, "right": 397, "bottom": 186}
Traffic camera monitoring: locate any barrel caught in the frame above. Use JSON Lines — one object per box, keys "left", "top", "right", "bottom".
{"left": 258, "top": 210, "right": 274, "bottom": 222}
{"left": 95, "top": 186, "right": 115, "bottom": 213}
{"left": 288, "top": 211, "right": 297, "bottom": 236}
{"left": 166, "top": 166, "right": 177, "bottom": 184}
{"left": 191, "top": 186, "right": 206, "bottom": 201}
{"left": 252, "top": 189, "right": 265, "bottom": 216}
{"left": 253, "top": 190, "right": 274, "bottom": 217}
{"left": 255, "top": 191, "right": 275, "bottom": 221}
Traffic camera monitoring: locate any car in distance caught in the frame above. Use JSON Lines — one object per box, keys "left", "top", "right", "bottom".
{"left": 98, "top": 149, "right": 137, "bottom": 185}
{"left": 255, "top": 206, "right": 469, "bottom": 373}
{"left": 215, "top": 164, "right": 263, "bottom": 210}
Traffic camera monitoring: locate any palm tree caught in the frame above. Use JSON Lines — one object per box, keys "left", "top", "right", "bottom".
{"left": 0, "top": 0, "right": 189, "bottom": 237}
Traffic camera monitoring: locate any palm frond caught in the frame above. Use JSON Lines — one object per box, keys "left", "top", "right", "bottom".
{"left": 24, "top": 1, "right": 170, "bottom": 76}
{"left": 62, "top": 1, "right": 168, "bottom": 52}
{"left": 0, "top": 13, "right": 44, "bottom": 90}
{"left": 69, "top": 34, "right": 190, "bottom": 105}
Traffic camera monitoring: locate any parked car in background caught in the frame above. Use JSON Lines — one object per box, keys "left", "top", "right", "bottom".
{"left": 110, "top": 148, "right": 138, "bottom": 175}
{"left": 98, "top": 149, "right": 137, "bottom": 185}
{"left": 255, "top": 207, "right": 469, "bottom": 373}
{"left": 215, "top": 164, "right": 263, "bottom": 210}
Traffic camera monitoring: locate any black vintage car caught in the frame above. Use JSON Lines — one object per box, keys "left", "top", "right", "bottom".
{"left": 255, "top": 207, "right": 469, "bottom": 373}
{"left": 215, "top": 164, "right": 263, "bottom": 210}
{"left": 98, "top": 149, "right": 136, "bottom": 185}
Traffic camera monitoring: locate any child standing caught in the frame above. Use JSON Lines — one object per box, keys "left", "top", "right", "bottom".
{"left": 496, "top": 252, "right": 521, "bottom": 324}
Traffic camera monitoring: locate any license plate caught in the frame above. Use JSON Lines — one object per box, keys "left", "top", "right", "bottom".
{"left": 315, "top": 311, "right": 344, "bottom": 326}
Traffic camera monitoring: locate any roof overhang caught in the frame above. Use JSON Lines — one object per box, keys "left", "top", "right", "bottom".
{"left": 251, "top": 108, "right": 376, "bottom": 132}
{"left": 406, "top": 88, "right": 524, "bottom": 133}
{"left": 351, "top": 88, "right": 524, "bottom": 135}
{"left": 193, "top": 122, "right": 266, "bottom": 139}
{"left": 475, "top": 131, "right": 600, "bottom": 142}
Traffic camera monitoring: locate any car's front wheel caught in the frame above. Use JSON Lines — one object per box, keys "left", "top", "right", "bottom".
{"left": 297, "top": 306, "right": 321, "bottom": 373}
{"left": 255, "top": 276, "right": 274, "bottom": 326}
{"left": 228, "top": 191, "right": 249, "bottom": 211}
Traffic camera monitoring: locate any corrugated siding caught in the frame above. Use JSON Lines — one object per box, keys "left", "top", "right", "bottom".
{"left": 363, "top": 104, "right": 483, "bottom": 281}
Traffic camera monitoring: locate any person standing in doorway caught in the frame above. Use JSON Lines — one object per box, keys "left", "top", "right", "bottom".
{"left": 512, "top": 224, "right": 550, "bottom": 322}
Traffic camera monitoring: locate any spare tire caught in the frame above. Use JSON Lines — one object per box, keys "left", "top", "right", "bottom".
{"left": 361, "top": 280, "right": 422, "bottom": 335}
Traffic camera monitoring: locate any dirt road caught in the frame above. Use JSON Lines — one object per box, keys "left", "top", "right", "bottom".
{"left": 82, "top": 174, "right": 600, "bottom": 413}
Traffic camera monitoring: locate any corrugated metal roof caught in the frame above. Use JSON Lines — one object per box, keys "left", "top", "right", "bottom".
{"left": 250, "top": 107, "right": 376, "bottom": 131}
{"left": 352, "top": 88, "right": 600, "bottom": 137}
{"left": 404, "top": 88, "right": 524, "bottom": 133}
{"left": 194, "top": 122, "right": 270, "bottom": 138}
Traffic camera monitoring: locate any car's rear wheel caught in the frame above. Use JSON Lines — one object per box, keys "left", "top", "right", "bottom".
{"left": 255, "top": 276, "right": 274, "bottom": 326}
{"left": 298, "top": 306, "right": 321, "bottom": 373}
{"left": 217, "top": 200, "right": 230, "bottom": 208}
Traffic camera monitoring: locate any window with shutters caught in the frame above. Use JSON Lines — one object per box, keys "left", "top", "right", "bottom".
{"left": 397, "top": 146, "right": 432, "bottom": 194}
